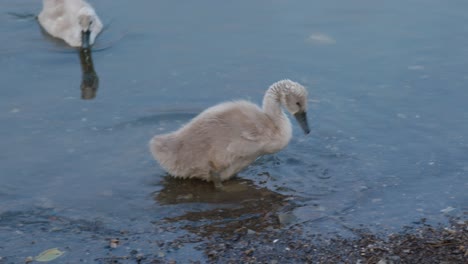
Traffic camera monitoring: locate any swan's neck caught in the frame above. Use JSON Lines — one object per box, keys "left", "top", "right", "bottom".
{"left": 261, "top": 81, "right": 293, "bottom": 152}
{"left": 262, "top": 82, "right": 285, "bottom": 118}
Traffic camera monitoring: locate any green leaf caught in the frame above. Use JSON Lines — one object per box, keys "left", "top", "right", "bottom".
{"left": 34, "top": 248, "right": 64, "bottom": 262}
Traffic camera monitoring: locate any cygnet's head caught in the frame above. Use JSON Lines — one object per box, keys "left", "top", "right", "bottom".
{"left": 277, "top": 80, "right": 311, "bottom": 134}
{"left": 78, "top": 7, "right": 98, "bottom": 48}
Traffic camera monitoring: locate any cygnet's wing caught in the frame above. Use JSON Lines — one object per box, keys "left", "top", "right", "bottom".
{"left": 178, "top": 101, "right": 270, "bottom": 158}
{"left": 38, "top": 1, "right": 77, "bottom": 45}
{"left": 239, "top": 121, "right": 265, "bottom": 141}
{"left": 223, "top": 102, "right": 270, "bottom": 156}
{"left": 226, "top": 126, "right": 267, "bottom": 156}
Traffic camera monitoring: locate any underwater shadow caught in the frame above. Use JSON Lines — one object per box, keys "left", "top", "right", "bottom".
{"left": 35, "top": 19, "right": 101, "bottom": 100}
{"left": 153, "top": 176, "right": 297, "bottom": 237}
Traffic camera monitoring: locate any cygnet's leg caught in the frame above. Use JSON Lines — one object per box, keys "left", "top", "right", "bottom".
{"left": 209, "top": 161, "right": 226, "bottom": 190}
{"left": 209, "top": 170, "right": 224, "bottom": 190}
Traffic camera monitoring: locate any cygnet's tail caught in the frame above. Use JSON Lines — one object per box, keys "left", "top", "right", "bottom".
{"left": 148, "top": 133, "right": 179, "bottom": 169}
{"left": 149, "top": 135, "right": 166, "bottom": 161}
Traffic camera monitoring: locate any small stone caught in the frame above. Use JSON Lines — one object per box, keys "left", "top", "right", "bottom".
{"left": 244, "top": 248, "right": 254, "bottom": 256}
{"left": 136, "top": 254, "right": 145, "bottom": 261}
{"left": 109, "top": 238, "right": 120, "bottom": 248}
{"left": 25, "top": 256, "right": 33, "bottom": 263}
{"left": 278, "top": 212, "right": 297, "bottom": 226}
{"left": 157, "top": 251, "right": 165, "bottom": 258}
{"left": 377, "top": 259, "right": 387, "bottom": 264}
{"left": 176, "top": 194, "right": 194, "bottom": 200}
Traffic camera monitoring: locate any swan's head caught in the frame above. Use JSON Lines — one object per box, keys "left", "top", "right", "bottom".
{"left": 78, "top": 7, "right": 100, "bottom": 48}
{"left": 277, "top": 80, "right": 311, "bottom": 134}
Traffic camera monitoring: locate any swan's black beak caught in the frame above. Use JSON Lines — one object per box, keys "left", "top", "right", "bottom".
{"left": 81, "top": 30, "right": 91, "bottom": 49}
{"left": 294, "top": 111, "right": 310, "bottom": 134}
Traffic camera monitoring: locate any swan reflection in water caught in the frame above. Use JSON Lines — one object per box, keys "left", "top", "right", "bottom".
{"left": 154, "top": 176, "right": 297, "bottom": 236}
{"left": 79, "top": 47, "right": 99, "bottom": 99}
{"left": 8, "top": 11, "right": 101, "bottom": 100}
{"left": 36, "top": 22, "right": 101, "bottom": 100}
{"left": 36, "top": 0, "right": 102, "bottom": 99}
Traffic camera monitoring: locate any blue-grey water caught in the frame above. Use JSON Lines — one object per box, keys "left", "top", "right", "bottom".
{"left": 1, "top": 0, "right": 467, "bottom": 262}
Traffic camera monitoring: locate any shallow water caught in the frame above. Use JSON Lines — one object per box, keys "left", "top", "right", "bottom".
{"left": 1, "top": 0, "right": 467, "bottom": 262}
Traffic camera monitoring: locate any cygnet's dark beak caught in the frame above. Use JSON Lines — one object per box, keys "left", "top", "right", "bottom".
{"left": 294, "top": 111, "right": 310, "bottom": 134}
{"left": 81, "top": 30, "right": 91, "bottom": 49}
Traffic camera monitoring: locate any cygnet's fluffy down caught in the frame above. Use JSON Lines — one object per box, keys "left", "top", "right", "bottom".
{"left": 38, "top": 0, "right": 103, "bottom": 48}
{"left": 149, "top": 80, "right": 310, "bottom": 187}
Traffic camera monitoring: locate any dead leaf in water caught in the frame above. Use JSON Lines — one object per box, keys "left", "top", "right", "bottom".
{"left": 440, "top": 206, "right": 456, "bottom": 214}
{"left": 35, "top": 248, "right": 64, "bottom": 262}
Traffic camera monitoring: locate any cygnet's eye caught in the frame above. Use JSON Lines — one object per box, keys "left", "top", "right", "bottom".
{"left": 296, "top": 102, "right": 301, "bottom": 107}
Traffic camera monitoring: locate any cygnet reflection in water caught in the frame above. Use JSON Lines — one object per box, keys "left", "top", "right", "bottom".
{"left": 79, "top": 47, "right": 99, "bottom": 99}
{"left": 149, "top": 80, "right": 311, "bottom": 188}
{"left": 38, "top": 0, "right": 103, "bottom": 48}
{"left": 155, "top": 176, "right": 292, "bottom": 236}
{"left": 155, "top": 176, "right": 287, "bottom": 205}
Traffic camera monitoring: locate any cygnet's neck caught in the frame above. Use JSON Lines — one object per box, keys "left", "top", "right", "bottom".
{"left": 262, "top": 80, "right": 289, "bottom": 118}
{"left": 261, "top": 80, "right": 293, "bottom": 148}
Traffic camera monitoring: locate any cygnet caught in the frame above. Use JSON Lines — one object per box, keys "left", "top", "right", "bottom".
{"left": 149, "top": 79, "right": 311, "bottom": 188}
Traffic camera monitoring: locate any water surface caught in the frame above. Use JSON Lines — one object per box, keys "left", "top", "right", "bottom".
{"left": 1, "top": 0, "right": 467, "bottom": 262}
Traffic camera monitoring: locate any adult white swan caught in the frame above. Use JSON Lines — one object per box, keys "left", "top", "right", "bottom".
{"left": 149, "top": 80, "right": 311, "bottom": 188}
{"left": 38, "top": 0, "right": 103, "bottom": 48}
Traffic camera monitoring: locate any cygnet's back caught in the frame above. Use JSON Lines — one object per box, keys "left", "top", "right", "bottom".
{"left": 151, "top": 101, "right": 276, "bottom": 181}
{"left": 150, "top": 80, "right": 310, "bottom": 185}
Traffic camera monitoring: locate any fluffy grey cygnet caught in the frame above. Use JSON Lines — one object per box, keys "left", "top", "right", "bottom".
{"left": 149, "top": 79, "right": 311, "bottom": 188}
